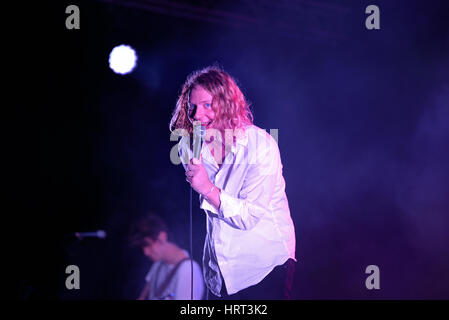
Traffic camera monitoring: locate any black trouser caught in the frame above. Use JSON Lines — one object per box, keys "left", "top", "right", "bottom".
{"left": 209, "top": 259, "right": 295, "bottom": 300}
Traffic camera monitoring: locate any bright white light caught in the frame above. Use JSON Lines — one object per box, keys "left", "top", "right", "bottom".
{"left": 108, "top": 45, "right": 137, "bottom": 75}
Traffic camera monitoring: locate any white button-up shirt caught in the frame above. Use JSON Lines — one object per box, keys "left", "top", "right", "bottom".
{"left": 177, "top": 124, "right": 296, "bottom": 296}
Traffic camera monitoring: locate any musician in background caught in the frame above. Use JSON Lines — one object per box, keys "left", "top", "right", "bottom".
{"left": 129, "top": 214, "right": 204, "bottom": 300}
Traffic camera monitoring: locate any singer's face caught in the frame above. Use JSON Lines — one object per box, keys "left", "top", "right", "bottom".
{"left": 188, "top": 85, "right": 215, "bottom": 129}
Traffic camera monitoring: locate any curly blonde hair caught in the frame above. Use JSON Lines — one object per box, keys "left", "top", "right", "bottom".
{"left": 169, "top": 65, "right": 253, "bottom": 135}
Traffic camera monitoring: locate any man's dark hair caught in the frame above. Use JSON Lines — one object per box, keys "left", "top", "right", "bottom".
{"left": 129, "top": 214, "right": 169, "bottom": 247}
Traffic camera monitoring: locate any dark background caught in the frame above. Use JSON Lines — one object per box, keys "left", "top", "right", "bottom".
{"left": 11, "top": 0, "right": 449, "bottom": 299}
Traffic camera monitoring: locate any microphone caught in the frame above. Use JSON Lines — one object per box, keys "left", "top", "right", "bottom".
{"left": 75, "top": 230, "right": 107, "bottom": 240}
{"left": 192, "top": 121, "right": 206, "bottom": 159}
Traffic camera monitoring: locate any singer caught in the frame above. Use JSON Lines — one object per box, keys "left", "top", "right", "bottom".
{"left": 169, "top": 65, "right": 296, "bottom": 299}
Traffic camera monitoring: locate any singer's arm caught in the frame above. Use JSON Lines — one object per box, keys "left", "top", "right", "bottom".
{"left": 180, "top": 132, "right": 283, "bottom": 231}
{"left": 201, "top": 134, "right": 283, "bottom": 231}
{"left": 188, "top": 157, "right": 221, "bottom": 210}
{"left": 203, "top": 183, "right": 221, "bottom": 209}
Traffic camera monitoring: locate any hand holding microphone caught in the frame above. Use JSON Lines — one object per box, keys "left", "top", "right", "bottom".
{"left": 185, "top": 122, "right": 214, "bottom": 195}
{"left": 186, "top": 155, "right": 214, "bottom": 196}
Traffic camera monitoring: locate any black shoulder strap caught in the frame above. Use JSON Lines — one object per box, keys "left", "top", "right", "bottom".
{"left": 155, "top": 258, "right": 190, "bottom": 299}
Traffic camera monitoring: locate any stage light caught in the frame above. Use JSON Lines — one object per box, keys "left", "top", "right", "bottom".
{"left": 108, "top": 44, "right": 137, "bottom": 75}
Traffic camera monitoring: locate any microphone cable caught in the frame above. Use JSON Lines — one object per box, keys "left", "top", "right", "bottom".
{"left": 190, "top": 186, "right": 194, "bottom": 300}
{"left": 188, "top": 123, "right": 206, "bottom": 300}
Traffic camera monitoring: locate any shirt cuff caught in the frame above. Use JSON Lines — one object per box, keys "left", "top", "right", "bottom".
{"left": 218, "top": 189, "right": 245, "bottom": 219}
{"left": 200, "top": 195, "right": 219, "bottom": 215}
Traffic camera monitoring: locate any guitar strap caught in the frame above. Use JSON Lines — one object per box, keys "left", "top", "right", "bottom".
{"left": 155, "top": 257, "right": 190, "bottom": 299}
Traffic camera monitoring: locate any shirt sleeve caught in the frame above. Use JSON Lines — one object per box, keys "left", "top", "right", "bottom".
{"left": 145, "top": 263, "right": 156, "bottom": 282}
{"left": 204, "top": 133, "right": 283, "bottom": 230}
